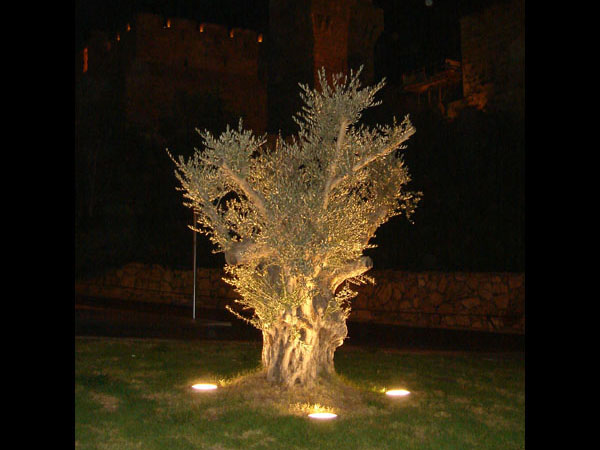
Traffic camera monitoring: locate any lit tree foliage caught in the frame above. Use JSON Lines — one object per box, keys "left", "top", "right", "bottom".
{"left": 168, "top": 68, "right": 420, "bottom": 388}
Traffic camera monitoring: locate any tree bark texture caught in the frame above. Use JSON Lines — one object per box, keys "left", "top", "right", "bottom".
{"left": 261, "top": 300, "right": 348, "bottom": 388}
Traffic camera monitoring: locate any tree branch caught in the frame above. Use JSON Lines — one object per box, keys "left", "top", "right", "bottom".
{"left": 362, "top": 206, "right": 390, "bottom": 244}
{"left": 194, "top": 202, "right": 229, "bottom": 244}
{"left": 224, "top": 239, "right": 274, "bottom": 265}
{"left": 354, "top": 125, "right": 415, "bottom": 173}
{"left": 322, "top": 118, "right": 348, "bottom": 210}
{"left": 328, "top": 256, "right": 373, "bottom": 292}
{"left": 220, "top": 163, "right": 270, "bottom": 220}
{"left": 328, "top": 122, "right": 416, "bottom": 194}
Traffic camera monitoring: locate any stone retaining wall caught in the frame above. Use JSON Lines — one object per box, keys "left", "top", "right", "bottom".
{"left": 75, "top": 263, "right": 524, "bottom": 334}
{"left": 350, "top": 270, "right": 524, "bottom": 334}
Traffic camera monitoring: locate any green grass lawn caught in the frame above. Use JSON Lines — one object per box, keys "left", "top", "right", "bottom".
{"left": 75, "top": 337, "right": 524, "bottom": 449}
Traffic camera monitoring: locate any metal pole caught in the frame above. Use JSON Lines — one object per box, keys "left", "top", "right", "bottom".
{"left": 192, "top": 211, "right": 197, "bottom": 320}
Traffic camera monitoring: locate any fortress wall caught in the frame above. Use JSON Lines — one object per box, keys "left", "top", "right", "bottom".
{"left": 460, "top": 0, "right": 524, "bottom": 114}
{"left": 310, "top": 0, "right": 350, "bottom": 83}
{"left": 133, "top": 13, "right": 261, "bottom": 76}
{"left": 120, "top": 13, "right": 267, "bottom": 133}
{"left": 348, "top": 0, "right": 384, "bottom": 84}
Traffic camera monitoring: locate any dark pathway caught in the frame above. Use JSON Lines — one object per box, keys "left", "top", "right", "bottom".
{"left": 75, "top": 295, "right": 524, "bottom": 352}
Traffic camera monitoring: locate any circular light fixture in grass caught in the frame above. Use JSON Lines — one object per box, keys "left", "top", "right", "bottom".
{"left": 308, "top": 412, "right": 337, "bottom": 420}
{"left": 386, "top": 389, "right": 410, "bottom": 397}
{"left": 191, "top": 383, "right": 218, "bottom": 391}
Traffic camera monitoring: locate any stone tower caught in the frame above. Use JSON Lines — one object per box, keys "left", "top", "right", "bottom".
{"left": 267, "top": 0, "right": 383, "bottom": 134}
{"left": 459, "top": 0, "right": 524, "bottom": 117}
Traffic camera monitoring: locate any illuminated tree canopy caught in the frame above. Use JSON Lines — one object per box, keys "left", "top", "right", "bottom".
{"left": 169, "top": 68, "right": 420, "bottom": 388}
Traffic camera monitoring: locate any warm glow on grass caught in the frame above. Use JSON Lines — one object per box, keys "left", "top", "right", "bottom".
{"left": 191, "top": 383, "right": 218, "bottom": 391}
{"left": 296, "top": 403, "right": 338, "bottom": 419}
{"left": 386, "top": 389, "right": 410, "bottom": 397}
{"left": 308, "top": 412, "right": 337, "bottom": 419}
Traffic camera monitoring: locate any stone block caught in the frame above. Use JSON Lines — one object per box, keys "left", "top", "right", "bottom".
{"left": 429, "top": 291, "right": 444, "bottom": 306}
{"left": 437, "top": 303, "right": 454, "bottom": 314}
{"left": 391, "top": 286, "right": 403, "bottom": 302}
{"left": 437, "top": 275, "right": 448, "bottom": 293}
{"left": 492, "top": 281, "right": 508, "bottom": 295}
{"left": 480, "top": 283, "right": 493, "bottom": 301}
{"left": 195, "top": 276, "right": 213, "bottom": 295}
{"left": 508, "top": 275, "right": 523, "bottom": 289}
{"left": 398, "top": 300, "right": 412, "bottom": 310}
{"left": 442, "top": 316, "right": 455, "bottom": 327}
{"left": 350, "top": 310, "right": 372, "bottom": 321}
{"left": 455, "top": 315, "right": 471, "bottom": 328}
{"left": 120, "top": 274, "right": 135, "bottom": 288}
{"left": 461, "top": 296, "right": 480, "bottom": 310}
{"left": 466, "top": 274, "right": 480, "bottom": 291}
{"left": 471, "top": 319, "right": 484, "bottom": 330}
{"left": 411, "top": 295, "right": 421, "bottom": 309}
{"left": 494, "top": 293, "right": 510, "bottom": 310}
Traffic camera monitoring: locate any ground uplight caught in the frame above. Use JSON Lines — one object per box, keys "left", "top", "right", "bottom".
{"left": 191, "top": 383, "right": 218, "bottom": 391}
{"left": 386, "top": 389, "right": 410, "bottom": 397}
{"left": 308, "top": 412, "right": 338, "bottom": 419}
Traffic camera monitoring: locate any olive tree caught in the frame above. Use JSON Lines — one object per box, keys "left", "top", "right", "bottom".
{"left": 168, "top": 68, "right": 420, "bottom": 388}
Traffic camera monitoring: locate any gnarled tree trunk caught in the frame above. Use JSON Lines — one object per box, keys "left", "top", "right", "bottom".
{"left": 261, "top": 299, "right": 348, "bottom": 388}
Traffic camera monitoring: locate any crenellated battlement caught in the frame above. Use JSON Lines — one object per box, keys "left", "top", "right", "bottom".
{"left": 133, "top": 13, "right": 262, "bottom": 48}
{"left": 77, "top": 12, "right": 264, "bottom": 78}
{"left": 131, "top": 13, "right": 263, "bottom": 76}
{"left": 77, "top": 2, "right": 384, "bottom": 136}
